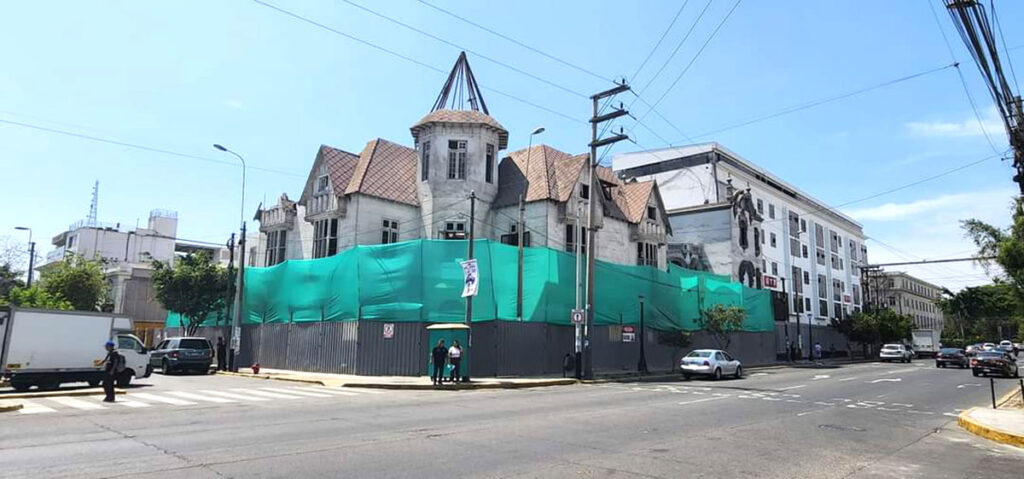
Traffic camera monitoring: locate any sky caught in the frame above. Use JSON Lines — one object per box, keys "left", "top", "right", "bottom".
{"left": 0, "top": 0, "right": 1021, "bottom": 291}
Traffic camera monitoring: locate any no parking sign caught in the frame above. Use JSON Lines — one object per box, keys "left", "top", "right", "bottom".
{"left": 383, "top": 323, "right": 395, "bottom": 339}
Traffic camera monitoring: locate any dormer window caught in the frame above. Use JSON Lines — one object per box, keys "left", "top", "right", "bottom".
{"left": 647, "top": 206, "right": 656, "bottom": 221}
{"left": 316, "top": 175, "right": 329, "bottom": 193}
{"left": 580, "top": 184, "right": 590, "bottom": 199}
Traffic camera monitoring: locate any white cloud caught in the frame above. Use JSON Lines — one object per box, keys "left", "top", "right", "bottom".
{"left": 224, "top": 99, "right": 245, "bottom": 110}
{"left": 905, "top": 107, "right": 1004, "bottom": 138}
{"left": 845, "top": 189, "right": 1016, "bottom": 221}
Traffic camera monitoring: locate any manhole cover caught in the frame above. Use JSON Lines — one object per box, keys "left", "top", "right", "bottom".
{"left": 818, "top": 424, "right": 865, "bottom": 432}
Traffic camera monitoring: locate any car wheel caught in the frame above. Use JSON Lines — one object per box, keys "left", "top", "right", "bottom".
{"left": 10, "top": 382, "right": 31, "bottom": 392}
{"left": 88, "top": 379, "right": 101, "bottom": 387}
{"left": 734, "top": 366, "right": 743, "bottom": 379}
{"left": 936, "top": 363, "right": 941, "bottom": 368}
{"left": 161, "top": 358, "right": 173, "bottom": 375}
{"left": 714, "top": 368, "right": 722, "bottom": 380}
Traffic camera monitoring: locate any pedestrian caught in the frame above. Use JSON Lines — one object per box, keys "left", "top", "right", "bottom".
{"left": 431, "top": 339, "right": 447, "bottom": 385}
{"left": 216, "top": 337, "right": 227, "bottom": 372}
{"left": 814, "top": 342, "right": 822, "bottom": 361}
{"left": 448, "top": 340, "right": 463, "bottom": 383}
{"left": 102, "top": 340, "right": 121, "bottom": 403}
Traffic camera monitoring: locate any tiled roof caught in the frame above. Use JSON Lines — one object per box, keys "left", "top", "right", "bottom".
{"left": 321, "top": 145, "right": 360, "bottom": 196}
{"left": 410, "top": 109, "right": 509, "bottom": 149}
{"left": 494, "top": 145, "right": 585, "bottom": 207}
{"left": 345, "top": 138, "right": 419, "bottom": 206}
{"left": 617, "top": 181, "right": 655, "bottom": 223}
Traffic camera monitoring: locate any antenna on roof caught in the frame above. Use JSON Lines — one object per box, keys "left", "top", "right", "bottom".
{"left": 87, "top": 180, "right": 99, "bottom": 227}
{"left": 431, "top": 52, "right": 489, "bottom": 115}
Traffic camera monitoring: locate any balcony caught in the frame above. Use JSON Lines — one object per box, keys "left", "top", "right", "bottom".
{"left": 629, "top": 221, "right": 666, "bottom": 244}
{"left": 259, "top": 205, "right": 295, "bottom": 233}
{"left": 305, "top": 192, "right": 344, "bottom": 219}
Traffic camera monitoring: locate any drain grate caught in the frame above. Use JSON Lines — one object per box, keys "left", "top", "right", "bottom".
{"left": 818, "top": 424, "right": 866, "bottom": 432}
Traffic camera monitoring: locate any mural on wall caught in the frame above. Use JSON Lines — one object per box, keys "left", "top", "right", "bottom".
{"left": 729, "top": 182, "right": 763, "bottom": 288}
{"left": 668, "top": 242, "right": 712, "bottom": 271}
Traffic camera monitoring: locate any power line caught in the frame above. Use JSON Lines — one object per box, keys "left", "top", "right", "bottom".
{"left": 634, "top": 0, "right": 713, "bottom": 99}
{"left": 629, "top": 1, "right": 691, "bottom": 83}
{"left": 991, "top": 0, "right": 1021, "bottom": 95}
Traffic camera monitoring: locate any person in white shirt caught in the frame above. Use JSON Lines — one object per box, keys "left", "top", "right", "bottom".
{"left": 448, "top": 340, "right": 463, "bottom": 383}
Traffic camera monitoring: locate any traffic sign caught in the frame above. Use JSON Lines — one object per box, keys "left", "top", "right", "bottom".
{"left": 383, "top": 323, "right": 395, "bottom": 339}
{"left": 571, "top": 308, "right": 585, "bottom": 324}
{"left": 622, "top": 326, "right": 635, "bottom": 343}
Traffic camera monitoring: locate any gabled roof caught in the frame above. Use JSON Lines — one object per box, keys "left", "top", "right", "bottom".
{"left": 617, "top": 181, "right": 655, "bottom": 223}
{"left": 410, "top": 109, "right": 509, "bottom": 150}
{"left": 345, "top": 138, "right": 419, "bottom": 206}
{"left": 494, "top": 144, "right": 585, "bottom": 207}
{"left": 299, "top": 145, "right": 360, "bottom": 204}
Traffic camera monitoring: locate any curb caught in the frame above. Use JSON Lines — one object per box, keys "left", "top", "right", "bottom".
{"left": 997, "top": 387, "right": 1022, "bottom": 408}
{"left": 340, "top": 379, "right": 577, "bottom": 391}
{"left": 215, "top": 371, "right": 327, "bottom": 387}
{"left": 958, "top": 408, "right": 1024, "bottom": 448}
{"left": 0, "top": 388, "right": 126, "bottom": 400}
{"left": 0, "top": 403, "right": 24, "bottom": 413}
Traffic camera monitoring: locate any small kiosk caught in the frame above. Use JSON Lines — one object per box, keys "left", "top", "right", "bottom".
{"left": 426, "top": 323, "right": 470, "bottom": 381}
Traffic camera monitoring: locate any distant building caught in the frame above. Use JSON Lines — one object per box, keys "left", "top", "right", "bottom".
{"left": 255, "top": 53, "right": 671, "bottom": 269}
{"left": 615, "top": 143, "right": 868, "bottom": 327}
{"left": 874, "top": 271, "right": 945, "bottom": 332}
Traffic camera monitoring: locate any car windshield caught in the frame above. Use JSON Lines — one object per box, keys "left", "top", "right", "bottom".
{"left": 686, "top": 351, "right": 713, "bottom": 358}
{"left": 976, "top": 352, "right": 1003, "bottom": 359}
{"left": 939, "top": 348, "right": 960, "bottom": 354}
{"left": 881, "top": 345, "right": 900, "bottom": 350}
{"left": 179, "top": 339, "right": 211, "bottom": 350}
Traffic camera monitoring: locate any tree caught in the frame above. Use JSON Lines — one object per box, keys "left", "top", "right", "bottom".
{"left": 937, "top": 283, "right": 1022, "bottom": 343}
{"left": 1, "top": 286, "right": 72, "bottom": 310}
{"left": 697, "top": 305, "right": 746, "bottom": 350}
{"left": 37, "top": 254, "right": 108, "bottom": 311}
{"left": 152, "top": 252, "right": 229, "bottom": 336}
{"left": 962, "top": 197, "right": 1024, "bottom": 288}
{"left": 834, "top": 310, "right": 912, "bottom": 349}
{"left": 0, "top": 262, "right": 25, "bottom": 299}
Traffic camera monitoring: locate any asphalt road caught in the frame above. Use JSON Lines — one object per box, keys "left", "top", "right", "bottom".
{"left": 1, "top": 361, "right": 1022, "bottom": 478}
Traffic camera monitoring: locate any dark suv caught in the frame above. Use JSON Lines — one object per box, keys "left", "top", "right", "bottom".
{"left": 936, "top": 348, "right": 968, "bottom": 369}
{"left": 150, "top": 337, "right": 214, "bottom": 374}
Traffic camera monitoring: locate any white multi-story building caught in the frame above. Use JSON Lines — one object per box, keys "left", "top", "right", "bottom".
{"left": 875, "top": 271, "right": 945, "bottom": 331}
{"left": 615, "top": 143, "right": 868, "bottom": 326}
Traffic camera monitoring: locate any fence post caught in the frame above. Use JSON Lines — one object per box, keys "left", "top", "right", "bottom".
{"left": 990, "top": 377, "right": 997, "bottom": 409}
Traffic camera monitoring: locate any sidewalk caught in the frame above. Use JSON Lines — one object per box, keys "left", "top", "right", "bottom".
{"left": 958, "top": 388, "right": 1024, "bottom": 448}
{"left": 218, "top": 368, "right": 576, "bottom": 390}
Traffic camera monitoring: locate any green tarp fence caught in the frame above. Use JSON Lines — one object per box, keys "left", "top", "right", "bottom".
{"left": 166, "top": 239, "right": 774, "bottom": 332}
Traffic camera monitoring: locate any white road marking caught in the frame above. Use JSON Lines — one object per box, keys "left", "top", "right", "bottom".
{"left": 832, "top": 398, "right": 853, "bottom": 402}
{"left": 796, "top": 411, "right": 816, "bottom": 416}
{"left": 167, "top": 391, "right": 236, "bottom": 403}
{"left": 130, "top": 393, "right": 196, "bottom": 406}
{"left": 779, "top": 385, "right": 806, "bottom": 391}
{"left": 944, "top": 413, "right": 960, "bottom": 417}
{"left": 262, "top": 387, "right": 331, "bottom": 398}
{"left": 891, "top": 403, "right": 913, "bottom": 408}
{"left": 956, "top": 383, "right": 982, "bottom": 389}
{"left": 290, "top": 387, "right": 359, "bottom": 396}
{"left": 201, "top": 390, "right": 269, "bottom": 401}
{"left": 812, "top": 375, "right": 830, "bottom": 380}
{"left": 907, "top": 410, "right": 934, "bottom": 415}
{"left": 868, "top": 378, "right": 901, "bottom": 383}
{"left": 343, "top": 388, "right": 384, "bottom": 394}
{"left": 677, "top": 397, "right": 721, "bottom": 406}
{"left": 16, "top": 400, "right": 56, "bottom": 414}
{"left": 876, "top": 407, "right": 900, "bottom": 411}
{"left": 814, "top": 401, "right": 835, "bottom": 406}
{"left": 89, "top": 395, "right": 150, "bottom": 408}
{"left": 230, "top": 388, "right": 304, "bottom": 399}
{"left": 839, "top": 377, "right": 858, "bottom": 382}
{"left": 751, "top": 372, "right": 768, "bottom": 376}
{"left": 47, "top": 397, "right": 105, "bottom": 410}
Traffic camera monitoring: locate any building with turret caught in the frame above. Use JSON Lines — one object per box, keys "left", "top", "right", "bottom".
{"left": 256, "top": 53, "right": 671, "bottom": 269}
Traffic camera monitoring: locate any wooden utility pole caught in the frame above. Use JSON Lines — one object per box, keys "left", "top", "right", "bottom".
{"left": 582, "top": 81, "right": 630, "bottom": 379}
{"left": 516, "top": 194, "right": 525, "bottom": 320}
{"left": 466, "top": 191, "right": 476, "bottom": 326}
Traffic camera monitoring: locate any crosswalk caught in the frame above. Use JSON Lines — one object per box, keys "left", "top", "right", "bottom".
{"left": 11, "top": 386, "right": 381, "bottom": 415}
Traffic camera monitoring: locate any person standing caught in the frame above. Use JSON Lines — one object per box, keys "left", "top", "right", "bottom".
{"left": 216, "top": 337, "right": 227, "bottom": 372}
{"left": 448, "top": 340, "right": 463, "bottom": 383}
{"left": 431, "top": 339, "right": 447, "bottom": 385}
{"left": 102, "top": 340, "right": 120, "bottom": 403}
{"left": 814, "top": 342, "right": 822, "bottom": 361}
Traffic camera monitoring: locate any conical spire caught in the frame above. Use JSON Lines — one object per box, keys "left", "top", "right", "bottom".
{"left": 431, "top": 52, "right": 489, "bottom": 114}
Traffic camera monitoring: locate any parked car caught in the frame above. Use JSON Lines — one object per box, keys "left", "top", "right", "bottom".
{"left": 971, "top": 351, "right": 1019, "bottom": 378}
{"left": 999, "top": 340, "right": 1016, "bottom": 356}
{"left": 879, "top": 344, "right": 913, "bottom": 363}
{"left": 965, "top": 344, "right": 982, "bottom": 357}
{"left": 982, "top": 342, "right": 997, "bottom": 351}
{"left": 680, "top": 349, "right": 742, "bottom": 380}
{"left": 935, "top": 348, "right": 968, "bottom": 369}
{"left": 149, "top": 337, "right": 213, "bottom": 374}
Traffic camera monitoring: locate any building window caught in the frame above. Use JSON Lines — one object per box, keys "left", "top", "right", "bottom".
{"left": 381, "top": 219, "right": 399, "bottom": 244}
{"left": 792, "top": 266, "right": 803, "bottom": 294}
{"left": 830, "top": 231, "right": 840, "bottom": 253}
{"left": 800, "top": 219, "right": 807, "bottom": 233}
{"left": 313, "top": 218, "right": 338, "bottom": 258}
{"left": 565, "top": 224, "right": 587, "bottom": 255}
{"left": 440, "top": 221, "right": 466, "bottom": 240}
{"left": 316, "top": 175, "right": 329, "bottom": 193}
{"left": 421, "top": 141, "right": 430, "bottom": 181}
{"left": 819, "top": 299, "right": 829, "bottom": 318}
{"left": 817, "top": 274, "right": 827, "bottom": 299}
{"left": 768, "top": 203, "right": 775, "bottom": 219}
{"left": 501, "top": 221, "right": 531, "bottom": 246}
{"left": 580, "top": 184, "right": 590, "bottom": 199}
{"left": 485, "top": 144, "right": 495, "bottom": 184}
{"left": 771, "top": 262, "right": 778, "bottom": 276}
{"left": 803, "top": 271, "right": 810, "bottom": 284}
{"left": 265, "top": 230, "right": 287, "bottom": 266}
{"left": 447, "top": 140, "right": 467, "bottom": 180}
{"left": 770, "top": 232, "right": 777, "bottom": 248}
{"left": 647, "top": 206, "right": 656, "bottom": 221}
{"left": 790, "top": 238, "right": 800, "bottom": 256}
{"left": 816, "top": 248, "right": 826, "bottom": 266}
{"left": 756, "top": 199, "right": 763, "bottom": 214}
{"left": 849, "top": 239, "right": 858, "bottom": 261}
{"left": 788, "top": 212, "right": 800, "bottom": 236}
{"left": 67, "top": 235, "right": 76, "bottom": 249}
{"left": 804, "top": 297, "right": 812, "bottom": 312}
{"left": 637, "top": 242, "right": 657, "bottom": 266}
{"left": 801, "top": 244, "right": 808, "bottom": 258}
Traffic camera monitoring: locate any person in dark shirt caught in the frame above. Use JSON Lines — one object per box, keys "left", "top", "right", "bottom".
{"left": 216, "top": 337, "right": 227, "bottom": 372}
{"left": 102, "top": 340, "right": 119, "bottom": 403}
{"left": 431, "top": 339, "right": 447, "bottom": 385}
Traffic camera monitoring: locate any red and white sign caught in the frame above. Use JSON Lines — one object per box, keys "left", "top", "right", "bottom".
{"left": 383, "top": 323, "right": 395, "bottom": 339}
{"left": 622, "top": 326, "right": 636, "bottom": 343}
{"left": 762, "top": 275, "right": 778, "bottom": 289}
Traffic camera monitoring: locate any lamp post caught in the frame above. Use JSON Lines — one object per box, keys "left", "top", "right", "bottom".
{"left": 14, "top": 226, "right": 34, "bottom": 288}
{"left": 213, "top": 144, "right": 247, "bottom": 372}
{"left": 516, "top": 126, "right": 545, "bottom": 321}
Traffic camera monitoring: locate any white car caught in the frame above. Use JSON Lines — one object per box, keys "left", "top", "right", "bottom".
{"left": 680, "top": 349, "right": 742, "bottom": 380}
{"left": 880, "top": 344, "right": 913, "bottom": 363}
{"left": 982, "top": 343, "right": 997, "bottom": 351}
{"left": 999, "top": 340, "right": 1015, "bottom": 353}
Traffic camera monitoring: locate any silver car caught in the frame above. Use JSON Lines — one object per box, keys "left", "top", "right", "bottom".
{"left": 879, "top": 344, "right": 913, "bottom": 363}
{"left": 680, "top": 349, "right": 743, "bottom": 380}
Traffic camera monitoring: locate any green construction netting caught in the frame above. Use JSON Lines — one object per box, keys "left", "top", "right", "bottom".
{"left": 166, "top": 239, "right": 774, "bottom": 332}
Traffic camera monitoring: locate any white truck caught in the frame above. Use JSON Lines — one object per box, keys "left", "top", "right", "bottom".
{"left": 911, "top": 329, "right": 941, "bottom": 359}
{"left": 0, "top": 307, "right": 151, "bottom": 391}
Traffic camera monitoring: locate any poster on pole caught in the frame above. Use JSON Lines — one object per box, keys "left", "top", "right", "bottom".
{"left": 460, "top": 259, "right": 479, "bottom": 298}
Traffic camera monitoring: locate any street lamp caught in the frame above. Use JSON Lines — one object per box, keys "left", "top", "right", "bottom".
{"left": 14, "top": 226, "right": 34, "bottom": 288}
{"left": 213, "top": 144, "right": 247, "bottom": 372}
{"left": 517, "top": 127, "right": 546, "bottom": 321}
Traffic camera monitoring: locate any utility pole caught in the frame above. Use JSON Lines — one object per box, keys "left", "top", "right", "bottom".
{"left": 583, "top": 81, "right": 631, "bottom": 379}
{"left": 231, "top": 222, "right": 246, "bottom": 372}
{"left": 225, "top": 233, "right": 236, "bottom": 341}
{"left": 638, "top": 295, "right": 648, "bottom": 374}
{"left": 466, "top": 191, "right": 476, "bottom": 326}
{"left": 781, "top": 277, "right": 789, "bottom": 361}
{"left": 26, "top": 242, "right": 35, "bottom": 288}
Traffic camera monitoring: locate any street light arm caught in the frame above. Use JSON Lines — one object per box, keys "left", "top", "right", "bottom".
{"left": 213, "top": 144, "right": 247, "bottom": 229}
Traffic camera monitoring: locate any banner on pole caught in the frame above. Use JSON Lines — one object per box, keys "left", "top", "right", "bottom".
{"left": 460, "top": 259, "right": 479, "bottom": 298}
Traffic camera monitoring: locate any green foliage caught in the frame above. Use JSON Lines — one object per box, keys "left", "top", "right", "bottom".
{"left": 0, "top": 262, "right": 25, "bottom": 299}
{"left": 37, "top": 254, "right": 107, "bottom": 311}
{"left": 1, "top": 285, "right": 72, "bottom": 310}
{"left": 833, "top": 309, "right": 912, "bottom": 346}
{"left": 697, "top": 304, "right": 746, "bottom": 349}
{"left": 938, "top": 283, "right": 1023, "bottom": 343}
{"left": 962, "top": 197, "right": 1024, "bottom": 289}
{"left": 152, "top": 253, "right": 229, "bottom": 335}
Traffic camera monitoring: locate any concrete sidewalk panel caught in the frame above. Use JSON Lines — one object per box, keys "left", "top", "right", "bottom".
{"left": 958, "top": 407, "right": 1024, "bottom": 449}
